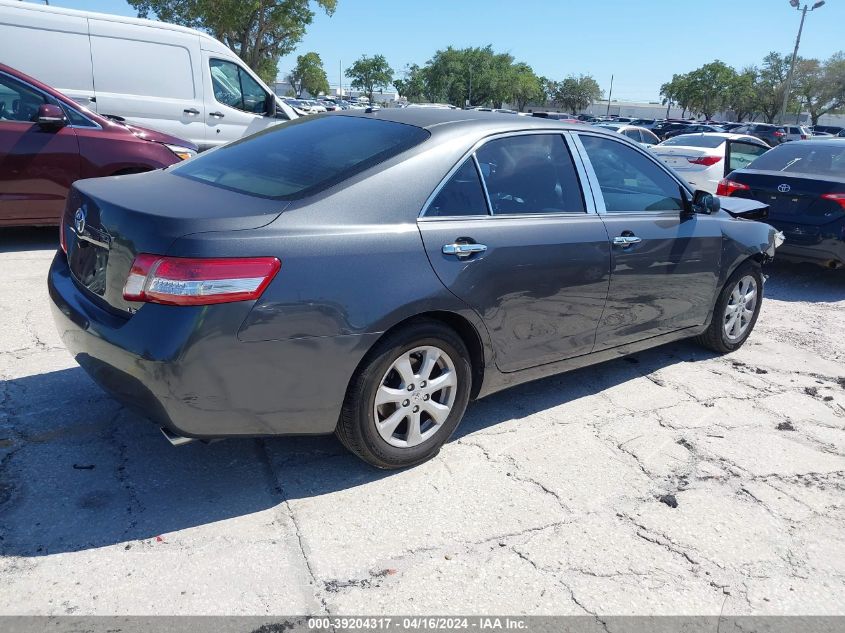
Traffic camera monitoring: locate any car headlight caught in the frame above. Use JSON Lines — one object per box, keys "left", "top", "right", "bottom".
{"left": 164, "top": 144, "right": 197, "bottom": 161}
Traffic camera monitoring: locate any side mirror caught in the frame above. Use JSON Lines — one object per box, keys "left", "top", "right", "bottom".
{"left": 264, "top": 93, "right": 277, "bottom": 118}
{"left": 36, "top": 104, "right": 67, "bottom": 130}
{"left": 693, "top": 189, "right": 720, "bottom": 215}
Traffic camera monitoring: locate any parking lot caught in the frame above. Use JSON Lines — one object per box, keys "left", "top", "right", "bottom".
{"left": 1, "top": 227, "right": 843, "bottom": 616}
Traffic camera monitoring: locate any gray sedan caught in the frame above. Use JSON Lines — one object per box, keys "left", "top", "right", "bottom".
{"left": 49, "top": 109, "right": 780, "bottom": 468}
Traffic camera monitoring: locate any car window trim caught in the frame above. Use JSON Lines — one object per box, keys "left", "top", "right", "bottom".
{"left": 419, "top": 129, "right": 597, "bottom": 221}
{"left": 0, "top": 70, "right": 101, "bottom": 130}
{"left": 572, "top": 130, "right": 694, "bottom": 215}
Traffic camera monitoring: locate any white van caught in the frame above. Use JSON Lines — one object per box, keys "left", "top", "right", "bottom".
{"left": 0, "top": 0, "right": 297, "bottom": 150}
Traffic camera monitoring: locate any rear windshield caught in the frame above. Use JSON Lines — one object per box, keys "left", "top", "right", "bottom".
{"left": 748, "top": 143, "right": 845, "bottom": 176}
{"left": 661, "top": 135, "right": 726, "bottom": 148}
{"left": 173, "top": 115, "right": 430, "bottom": 199}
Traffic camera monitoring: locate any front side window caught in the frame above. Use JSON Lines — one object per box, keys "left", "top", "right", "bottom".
{"left": 475, "top": 134, "right": 585, "bottom": 214}
{"left": 0, "top": 74, "right": 47, "bottom": 123}
{"left": 580, "top": 134, "right": 683, "bottom": 212}
{"left": 210, "top": 59, "right": 268, "bottom": 114}
{"left": 427, "top": 159, "right": 489, "bottom": 217}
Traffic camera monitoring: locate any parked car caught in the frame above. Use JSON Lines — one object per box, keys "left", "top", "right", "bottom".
{"left": 663, "top": 124, "right": 725, "bottom": 140}
{"left": 783, "top": 125, "right": 811, "bottom": 142}
{"left": 651, "top": 121, "right": 691, "bottom": 140}
{"left": 593, "top": 123, "right": 660, "bottom": 148}
{"left": 731, "top": 123, "right": 787, "bottom": 146}
{"left": 49, "top": 110, "right": 779, "bottom": 468}
{"left": 0, "top": 0, "right": 297, "bottom": 150}
{"left": 721, "top": 123, "right": 745, "bottom": 131}
{"left": 0, "top": 63, "right": 196, "bottom": 227}
{"left": 813, "top": 125, "right": 844, "bottom": 136}
{"left": 717, "top": 139, "right": 845, "bottom": 269}
{"left": 652, "top": 133, "right": 770, "bottom": 193}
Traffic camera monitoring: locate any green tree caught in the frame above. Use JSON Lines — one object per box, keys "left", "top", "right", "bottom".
{"left": 345, "top": 54, "right": 394, "bottom": 104}
{"left": 726, "top": 67, "right": 758, "bottom": 122}
{"left": 553, "top": 75, "right": 602, "bottom": 113}
{"left": 393, "top": 64, "right": 427, "bottom": 103}
{"left": 127, "top": 0, "right": 337, "bottom": 84}
{"left": 510, "top": 63, "right": 543, "bottom": 112}
{"left": 684, "top": 61, "right": 737, "bottom": 119}
{"left": 423, "top": 45, "right": 515, "bottom": 107}
{"left": 288, "top": 51, "right": 329, "bottom": 97}
{"left": 794, "top": 53, "right": 845, "bottom": 125}
{"left": 755, "top": 52, "right": 792, "bottom": 123}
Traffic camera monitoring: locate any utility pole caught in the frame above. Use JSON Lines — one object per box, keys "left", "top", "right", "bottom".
{"left": 779, "top": 1, "right": 825, "bottom": 124}
{"left": 339, "top": 60, "right": 342, "bottom": 98}
{"left": 468, "top": 66, "right": 473, "bottom": 108}
{"left": 606, "top": 74, "right": 613, "bottom": 117}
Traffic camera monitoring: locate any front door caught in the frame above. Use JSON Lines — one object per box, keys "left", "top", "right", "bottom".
{"left": 203, "top": 56, "right": 280, "bottom": 149}
{"left": 0, "top": 72, "right": 79, "bottom": 226}
{"left": 575, "top": 133, "right": 722, "bottom": 349}
{"left": 418, "top": 133, "right": 611, "bottom": 373}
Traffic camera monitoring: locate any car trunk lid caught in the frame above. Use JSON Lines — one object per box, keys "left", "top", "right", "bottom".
{"left": 62, "top": 170, "right": 288, "bottom": 314}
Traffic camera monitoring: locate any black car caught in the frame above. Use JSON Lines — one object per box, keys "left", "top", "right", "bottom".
{"left": 731, "top": 123, "right": 787, "bottom": 146}
{"left": 813, "top": 125, "right": 844, "bottom": 136}
{"left": 717, "top": 138, "right": 845, "bottom": 268}
{"left": 49, "top": 109, "right": 779, "bottom": 468}
{"left": 663, "top": 124, "right": 725, "bottom": 140}
{"left": 651, "top": 121, "right": 692, "bottom": 140}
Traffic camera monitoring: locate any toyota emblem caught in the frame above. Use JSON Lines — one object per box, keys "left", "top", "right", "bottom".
{"left": 74, "top": 208, "right": 86, "bottom": 234}
{"left": 777, "top": 184, "right": 791, "bottom": 193}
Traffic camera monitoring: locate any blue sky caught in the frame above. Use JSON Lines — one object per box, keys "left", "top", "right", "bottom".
{"left": 44, "top": 0, "right": 845, "bottom": 102}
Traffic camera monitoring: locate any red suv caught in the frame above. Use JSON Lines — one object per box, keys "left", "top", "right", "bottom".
{"left": 0, "top": 64, "right": 197, "bottom": 227}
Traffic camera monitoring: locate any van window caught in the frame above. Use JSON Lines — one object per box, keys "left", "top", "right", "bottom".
{"left": 91, "top": 36, "right": 195, "bottom": 100}
{"left": 210, "top": 60, "right": 268, "bottom": 114}
{"left": 173, "top": 114, "right": 430, "bottom": 199}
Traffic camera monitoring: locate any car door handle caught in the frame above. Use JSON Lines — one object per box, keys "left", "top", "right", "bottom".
{"left": 209, "top": 111, "right": 225, "bottom": 119}
{"left": 442, "top": 243, "right": 487, "bottom": 258}
{"left": 184, "top": 108, "right": 200, "bottom": 116}
{"left": 612, "top": 235, "right": 642, "bottom": 246}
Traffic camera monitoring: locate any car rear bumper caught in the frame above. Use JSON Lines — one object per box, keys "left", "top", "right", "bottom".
{"left": 767, "top": 220, "right": 845, "bottom": 268}
{"left": 48, "top": 252, "right": 379, "bottom": 438}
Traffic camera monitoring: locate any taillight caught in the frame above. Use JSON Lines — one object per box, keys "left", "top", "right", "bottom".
{"left": 800, "top": 135, "right": 808, "bottom": 140}
{"left": 687, "top": 156, "right": 723, "bottom": 166}
{"left": 59, "top": 213, "right": 67, "bottom": 254}
{"left": 716, "top": 179, "right": 750, "bottom": 196}
{"left": 774, "top": 130, "right": 786, "bottom": 137}
{"left": 122, "top": 254, "right": 281, "bottom": 306}
{"left": 821, "top": 193, "right": 845, "bottom": 209}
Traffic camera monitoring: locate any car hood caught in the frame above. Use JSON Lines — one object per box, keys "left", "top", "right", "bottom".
{"left": 111, "top": 120, "right": 198, "bottom": 152}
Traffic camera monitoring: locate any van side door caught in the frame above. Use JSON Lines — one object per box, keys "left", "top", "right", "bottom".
{"left": 87, "top": 20, "right": 206, "bottom": 148}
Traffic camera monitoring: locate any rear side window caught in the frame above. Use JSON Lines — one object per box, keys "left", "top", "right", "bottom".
{"left": 427, "top": 159, "right": 489, "bottom": 217}
{"left": 475, "top": 134, "right": 585, "bottom": 214}
{"left": 747, "top": 143, "right": 845, "bottom": 177}
{"left": 174, "top": 115, "right": 430, "bottom": 199}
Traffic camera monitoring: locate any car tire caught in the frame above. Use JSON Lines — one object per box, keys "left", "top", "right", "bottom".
{"left": 336, "top": 320, "right": 472, "bottom": 469}
{"left": 695, "top": 261, "right": 763, "bottom": 354}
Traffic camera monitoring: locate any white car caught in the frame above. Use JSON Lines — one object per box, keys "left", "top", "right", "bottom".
{"left": 652, "top": 133, "right": 770, "bottom": 193}
{"left": 593, "top": 123, "right": 661, "bottom": 149}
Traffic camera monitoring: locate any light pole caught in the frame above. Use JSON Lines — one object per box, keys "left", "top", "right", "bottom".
{"left": 779, "top": 0, "right": 825, "bottom": 124}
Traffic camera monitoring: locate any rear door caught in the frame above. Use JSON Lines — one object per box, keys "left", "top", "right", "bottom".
{"left": 0, "top": 71, "right": 79, "bottom": 226}
{"left": 725, "top": 139, "right": 770, "bottom": 176}
{"left": 418, "top": 132, "right": 611, "bottom": 372}
{"left": 574, "top": 132, "right": 722, "bottom": 349}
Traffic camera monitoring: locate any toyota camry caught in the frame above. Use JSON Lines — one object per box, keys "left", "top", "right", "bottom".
{"left": 49, "top": 109, "right": 780, "bottom": 468}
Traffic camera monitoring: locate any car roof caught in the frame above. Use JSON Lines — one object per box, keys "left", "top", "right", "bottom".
{"left": 804, "top": 137, "right": 845, "bottom": 145}
{"left": 333, "top": 107, "right": 619, "bottom": 137}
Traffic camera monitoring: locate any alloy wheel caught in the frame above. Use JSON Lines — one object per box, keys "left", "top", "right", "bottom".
{"left": 373, "top": 345, "right": 458, "bottom": 448}
{"left": 723, "top": 275, "right": 758, "bottom": 341}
